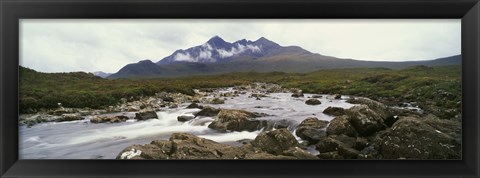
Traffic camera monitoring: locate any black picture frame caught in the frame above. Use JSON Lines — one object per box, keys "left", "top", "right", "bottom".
{"left": 1, "top": 0, "right": 479, "bottom": 177}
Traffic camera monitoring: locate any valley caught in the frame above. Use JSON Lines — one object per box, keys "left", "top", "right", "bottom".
{"left": 19, "top": 65, "right": 461, "bottom": 159}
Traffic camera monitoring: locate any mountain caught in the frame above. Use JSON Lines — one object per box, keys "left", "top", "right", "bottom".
{"left": 156, "top": 36, "right": 298, "bottom": 65}
{"left": 93, "top": 71, "right": 112, "bottom": 78}
{"left": 108, "top": 36, "right": 461, "bottom": 79}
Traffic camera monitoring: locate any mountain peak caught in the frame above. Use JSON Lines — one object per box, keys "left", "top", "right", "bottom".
{"left": 255, "top": 37, "right": 269, "bottom": 42}
{"left": 207, "top": 35, "right": 227, "bottom": 46}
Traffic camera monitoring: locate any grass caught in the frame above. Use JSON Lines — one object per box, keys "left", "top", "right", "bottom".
{"left": 19, "top": 65, "right": 461, "bottom": 120}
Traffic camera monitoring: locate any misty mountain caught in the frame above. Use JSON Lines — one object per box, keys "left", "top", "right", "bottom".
{"left": 93, "top": 71, "right": 112, "bottom": 78}
{"left": 108, "top": 36, "right": 461, "bottom": 79}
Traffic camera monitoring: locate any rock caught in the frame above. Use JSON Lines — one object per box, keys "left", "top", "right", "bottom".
{"left": 161, "top": 96, "right": 174, "bottom": 102}
{"left": 322, "top": 107, "right": 346, "bottom": 116}
{"left": 326, "top": 115, "right": 357, "bottom": 137}
{"left": 337, "top": 145, "right": 360, "bottom": 159}
{"left": 168, "top": 133, "right": 245, "bottom": 159}
{"left": 312, "top": 95, "right": 323, "bottom": 98}
{"left": 295, "top": 117, "right": 329, "bottom": 144}
{"left": 56, "top": 114, "right": 84, "bottom": 122}
{"left": 211, "top": 98, "right": 225, "bottom": 104}
{"left": 237, "top": 139, "right": 253, "bottom": 145}
{"left": 267, "top": 119, "right": 296, "bottom": 130}
{"left": 305, "top": 99, "right": 321, "bottom": 105}
{"left": 195, "top": 106, "right": 221, "bottom": 117}
{"left": 127, "top": 107, "right": 140, "bottom": 112}
{"left": 251, "top": 128, "right": 300, "bottom": 155}
{"left": 251, "top": 93, "right": 267, "bottom": 98}
{"left": 377, "top": 116, "right": 461, "bottom": 159}
{"left": 318, "top": 151, "right": 344, "bottom": 159}
{"left": 346, "top": 97, "right": 394, "bottom": 119}
{"left": 291, "top": 90, "right": 304, "bottom": 97}
{"left": 316, "top": 135, "right": 358, "bottom": 158}
{"left": 186, "top": 102, "right": 203, "bottom": 109}
{"left": 19, "top": 114, "right": 56, "bottom": 126}
{"left": 169, "top": 104, "right": 178, "bottom": 108}
{"left": 282, "top": 147, "right": 318, "bottom": 159}
{"left": 134, "top": 111, "right": 158, "bottom": 120}
{"left": 117, "top": 133, "right": 245, "bottom": 159}
{"left": 359, "top": 145, "right": 380, "bottom": 159}
{"left": 177, "top": 115, "right": 194, "bottom": 122}
{"left": 90, "top": 115, "right": 129, "bottom": 123}
{"left": 208, "top": 109, "right": 267, "bottom": 132}
{"left": 334, "top": 94, "right": 342, "bottom": 99}
{"left": 354, "top": 137, "right": 369, "bottom": 151}
{"left": 243, "top": 152, "right": 296, "bottom": 159}
{"left": 345, "top": 105, "right": 386, "bottom": 136}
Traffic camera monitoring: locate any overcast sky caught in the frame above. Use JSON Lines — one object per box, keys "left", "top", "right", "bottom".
{"left": 20, "top": 19, "right": 461, "bottom": 73}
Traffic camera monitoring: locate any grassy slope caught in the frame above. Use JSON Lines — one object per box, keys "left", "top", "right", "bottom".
{"left": 19, "top": 65, "right": 461, "bottom": 119}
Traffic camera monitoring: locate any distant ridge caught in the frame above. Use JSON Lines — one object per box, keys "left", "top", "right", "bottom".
{"left": 108, "top": 36, "right": 461, "bottom": 79}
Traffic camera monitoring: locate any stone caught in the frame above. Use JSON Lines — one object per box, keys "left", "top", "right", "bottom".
{"left": 195, "top": 106, "right": 221, "bottom": 117}
{"left": 90, "top": 115, "right": 129, "bottom": 123}
{"left": 56, "top": 114, "right": 84, "bottom": 122}
{"left": 208, "top": 109, "right": 267, "bottom": 132}
{"left": 134, "top": 111, "right": 158, "bottom": 120}
{"left": 251, "top": 128, "right": 300, "bottom": 155}
{"left": 186, "top": 102, "right": 203, "bottom": 109}
{"left": 295, "top": 117, "right": 329, "bottom": 144}
{"left": 322, "top": 107, "right": 346, "bottom": 116}
{"left": 177, "top": 115, "right": 195, "bottom": 122}
{"left": 305, "top": 99, "right": 321, "bottom": 105}
{"left": 326, "top": 115, "right": 357, "bottom": 137}
{"left": 377, "top": 116, "right": 461, "bottom": 159}
{"left": 345, "top": 105, "right": 386, "bottom": 136}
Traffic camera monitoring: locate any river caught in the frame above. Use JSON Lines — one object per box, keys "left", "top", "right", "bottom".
{"left": 19, "top": 89, "right": 356, "bottom": 159}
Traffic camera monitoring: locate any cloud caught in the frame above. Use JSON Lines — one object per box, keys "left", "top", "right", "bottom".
{"left": 216, "top": 44, "right": 262, "bottom": 58}
{"left": 173, "top": 52, "right": 194, "bottom": 62}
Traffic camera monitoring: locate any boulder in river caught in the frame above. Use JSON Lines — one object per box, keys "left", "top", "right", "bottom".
{"left": 208, "top": 109, "right": 267, "bottom": 132}
{"left": 134, "top": 111, "right": 158, "bottom": 120}
{"left": 90, "top": 115, "right": 129, "bottom": 123}
{"left": 186, "top": 102, "right": 203, "bottom": 109}
{"left": 117, "top": 133, "right": 244, "bottom": 159}
{"left": 323, "top": 107, "right": 346, "bottom": 116}
{"left": 346, "top": 97, "right": 395, "bottom": 119}
{"left": 251, "top": 128, "right": 300, "bottom": 155}
{"left": 194, "top": 106, "right": 221, "bottom": 117}
{"left": 334, "top": 94, "right": 342, "bottom": 99}
{"left": 305, "top": 99, "right": 321, "bottom": 105}
{"left": 56, "top": 114, "right": 84, "bottom": 122}
{"left": 291, "top": 90, "right": 304, "bottom": 97}
{"left": 177, "top": 115, "right": 194, "bottom": 122}
{"left": 295, "top": 117, "right": 329, "bottom": 144}
{"left": 345, "top": 105, "right": 386, "bottom": 136}
{"left": 315, "top": 134, "right": 359, "bottom": 159}
{"left": 210, "top": 98, "right": 225, "bottom": 104}
{"left": 326, "top": 115, "right": 357, "bottom": 137}
{"left": 376, "top": 116, "right": 461, "bottom": 159}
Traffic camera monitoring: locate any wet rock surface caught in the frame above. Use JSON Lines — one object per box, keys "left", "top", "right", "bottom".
{"left": 323, "top": 106, "right": 346, "bottom": 116}
{"left": 251, "top": 128, "right": 301, "bottom": 155}
{"left": 375, "top": 116, "right": 461, "bottom": 159}
{"left": 117, "top": 132, "right": 316, "bottom": 160}
{"left": 295, "top": 117, "right": 329, "bottom": 144}
{"left": 91, "top": 115, "right": 129, "bottom": 123}
{"left": 305, "top": 99, "right": 322, "bottom": 105}
{"left": 208, "top": 109, "right": 268, "bottom": 132}
{"left": 134, "top": 110, "right": 158, "bottom": 120}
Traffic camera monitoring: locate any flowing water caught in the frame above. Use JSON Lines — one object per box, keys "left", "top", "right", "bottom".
{"left": 19, "top": 89, "right": 356, "bottom": 159}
